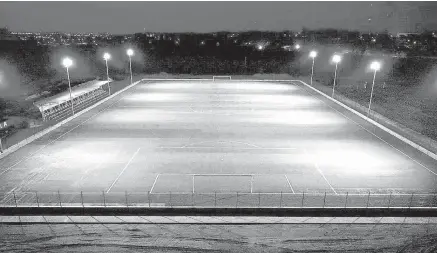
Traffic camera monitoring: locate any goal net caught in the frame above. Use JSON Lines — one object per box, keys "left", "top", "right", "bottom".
{"left": 213, "top": 76, "right": 232, "bottom": 81}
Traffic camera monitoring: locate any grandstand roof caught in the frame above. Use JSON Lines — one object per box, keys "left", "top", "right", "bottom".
{"left": 34, "top": 79, "right": 110, "bottom": 110}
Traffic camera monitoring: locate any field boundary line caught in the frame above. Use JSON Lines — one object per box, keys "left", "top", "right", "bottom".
{"left": 0, "top": 79, "right": 145, "bottom": 162}
{"left": 284, "top": 175, "right": 295, "bottom": 194}
{"left": 149, "top": 174, "right": 160, "bottom": 194}
{"left": 106, "top": 147, "right": 141, "bottom": 193}
{"left": 292, "top": 79, "right": 437, "bottom": 162}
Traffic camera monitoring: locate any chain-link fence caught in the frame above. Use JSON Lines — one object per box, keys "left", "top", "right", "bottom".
{"left": 2, "top": 191, "right": 437, "bottom": 208}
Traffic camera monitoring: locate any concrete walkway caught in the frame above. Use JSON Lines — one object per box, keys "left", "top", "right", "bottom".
{"left": 1, "top": 215, "right": 437, "bottom": 224}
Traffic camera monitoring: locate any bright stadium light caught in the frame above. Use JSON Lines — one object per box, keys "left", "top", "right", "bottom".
{"left": 332, "top": 54, "right": 341, "bottom": 64}
{"left": 103, "top": 52, "right": 111, "bottom": 61}
{"left": 309, "top": 51, "right": 317, "bottom": 58}
{"left": 368, "top": 61, "right": 382, "bottom": 116}
{"left": 331, "top": 54, "right": 341, "bottom": 97}
{"left": 62, "top": 57, "right": 74, "bottom": 114}
{"left": 370, "top": 61, "right": 381, "bottom": 71}
{"left": 309, "top": 50, "right": 317, "bottom": 86}
{"left": 103, "top": 52, "right": 111, "bottom": 94}
{"left": 62, "top": 57, "right": 73, "bottom": 68}
{"left": 126, "top": 49, "right": 134, "bottom": 84}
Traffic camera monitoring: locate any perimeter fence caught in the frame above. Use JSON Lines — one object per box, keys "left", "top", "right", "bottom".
{"left": 2, "top": 191, "right": 437, "bottom": 209}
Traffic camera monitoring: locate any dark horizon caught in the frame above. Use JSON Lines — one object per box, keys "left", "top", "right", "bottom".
{"left": 1, "top": 2, "right": 437, "bottom": 35}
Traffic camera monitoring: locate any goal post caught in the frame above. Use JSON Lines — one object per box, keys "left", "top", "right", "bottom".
{"left": 213, "top": 76, "right": 232, "bottom": 81}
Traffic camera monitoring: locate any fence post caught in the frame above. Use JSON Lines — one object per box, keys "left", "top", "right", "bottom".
{"left": 125, "top": 191, "right": 129, "bottom": 207}
{"left": 35, "top": 191, "right": 39, "bottom": 207}
{"left": 344, "top": 192, "right": 348, "bottom": 208}
{"left": 323, "top": 192, "right": 326, "bottom": 208}
{"left": 409, "top": 193, "right": 414, "bottom": 209}
{"left": 80, "top": 191, "right": 84, "bottom": 208}
{"left": 433, "top": 194, "right": 437, "bottom": 208}
{"left": 13, "top": 191, "right": 17, "bottom": 207}
{"left": 366, "top": 192, "right": 370, "bottom": 208}
{"left": 214, "top": 192, "right": 217, "bottom": 207}
{"left": 148, "top": 191, "right": 151, "bottom": 208}
{"left": 58, "top": 190, "right": 62, "bottom": 207}
{"left": 102, "top": 191, "right": 106, "bottom": 207}
{"left": 236, "top": 192, "right": 239, "bottom": 208}
{"left": 169, "top": 191, "right": 172, "bottom": 208}
{"left": 388, "top": 193, "right": 392, "bottom": 208}
{"left": 301, "top": 191, "right": 305, "bottom": 207}
{"left": 280, "top": 191, "right": 283, "bottom": 208}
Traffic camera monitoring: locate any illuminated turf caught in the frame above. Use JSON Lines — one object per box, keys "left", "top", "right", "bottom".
{"left": 0, "top": 80, "right": 437, "bottom": 205}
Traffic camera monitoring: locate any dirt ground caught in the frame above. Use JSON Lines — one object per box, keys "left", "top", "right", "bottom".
{"left": 1, "top": 222, "right": 437, "bottom": 252}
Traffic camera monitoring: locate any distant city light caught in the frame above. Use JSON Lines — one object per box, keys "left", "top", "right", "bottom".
{"left": 103, "top": 53, "right": 111, "bottom": 60}
{"left": 309, "top": 51, "right": 317, "bottom": 58}
{"left": 62, "top": 57, "right": 73, "bottom": 68}
{"left": 295, "top": 44, "right": 301, "bottom": 50}
{"left": 257, "top": 44, "right": 264, "bottom": 50}
{"left": 370, "top": 61, "right": 381, "bottom": 71}
{"left": 332, "top": 54, "right": 341, "bottom": 63}
{"left": 126, "top": 49, "right": 134, "bottom": 56}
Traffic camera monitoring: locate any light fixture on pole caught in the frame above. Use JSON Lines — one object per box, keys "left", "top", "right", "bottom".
{"left": 62, "top": 57, "right": 75, "bottom": 115}
{"left": 309, "top": 50, "right": 317, "bottom": 86}
{"left": 368, "top": 61, "right": 381, "bottom": 116}
{"left": 103, "top": 52, "right": 111, "bottom": 95}
{"left": 331, "top": 54, "right": 342, "bottom": 97}
{"left": 126, "top": 49, "right": 134, "bottom": 84}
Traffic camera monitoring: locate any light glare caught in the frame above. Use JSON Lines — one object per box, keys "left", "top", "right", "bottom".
{"left": 62, "top": 57, "right": 73, "bottom": 68}
{"left": 103, "top": 53, "right": 111, "bottom": 60}
{"left": 127, "top": 49, "right": 134, "bottom": 56}
{"left": 370, "top": 61, "right": 381, "bottom": 71}
{"left": 309, "top": 51, "right": 317, "bottom": 58}
{"left": 332, "top": 54, "right": 341, "bottom": 63}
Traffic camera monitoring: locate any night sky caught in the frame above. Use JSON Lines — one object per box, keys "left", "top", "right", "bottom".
{"left": 1, "top": 1, "right": 437, "bottom": 34}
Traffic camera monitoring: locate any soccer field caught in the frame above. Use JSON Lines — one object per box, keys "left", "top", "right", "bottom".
{"left": 1, "top": 79, "right": 437, "bottom": 207}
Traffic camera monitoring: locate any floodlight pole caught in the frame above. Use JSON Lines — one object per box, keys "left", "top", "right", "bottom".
{"left": 105, "top": 59, "right": 111, "bottom": 95}
{"left": 367, "top": 69, "right": 377, "bottom": 116}
{"left": 66, "top": 67, "right": 75, "bottom": 114}
{"left": 310, "top": 57, "right": 315, "bottom": 86}
{"left": 332, "top": 62, "right": 338, "bottom": 97}
{"left": 128, "top": 55, "right": 133, "bottom": 85}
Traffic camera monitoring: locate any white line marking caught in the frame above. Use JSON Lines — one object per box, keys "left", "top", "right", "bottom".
{"left": 284, "top": 174, "right": 295, "bottom": 194}
{"left": 304, "top": 149, "right": 338, "bottom": 195}
{"left": 149, "top": 174, "right": 160, "bottom": 194}
{"left": 193, "top": 174, "right": 253, "bottom": 177}
{"left": 181, "top": 140, "right": 261, "bottom": 148}
{"left": 158, "top": 147, "right": 298, "bottom": 150}
{"left": 106, "top": 147, "right": 141, "bottom": 193}
{"left": 294, "top": 80, "right": 437, "bottom": 176}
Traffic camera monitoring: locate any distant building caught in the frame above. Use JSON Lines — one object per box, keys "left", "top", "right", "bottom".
{"left": 0, "top": 27, "right": 20, "bottom": 41}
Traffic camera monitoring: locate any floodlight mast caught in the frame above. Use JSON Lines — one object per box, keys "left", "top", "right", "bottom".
{"left": 127, "top": 49, "right": 134, "bottom": 84}
{"left": 103, "top": 53, "right": 111, "bottom": 94}
{"left": 62, "top": 57, "right": 75, "bottom": 115}
{"left": 367, "top": 61, "right": 381, "bottom": 116}
{"left": 331, "top": 54, "right": 341, "bottom": 97}
{"left": 309, "top": 51, "right": 317, "bottom": 86}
